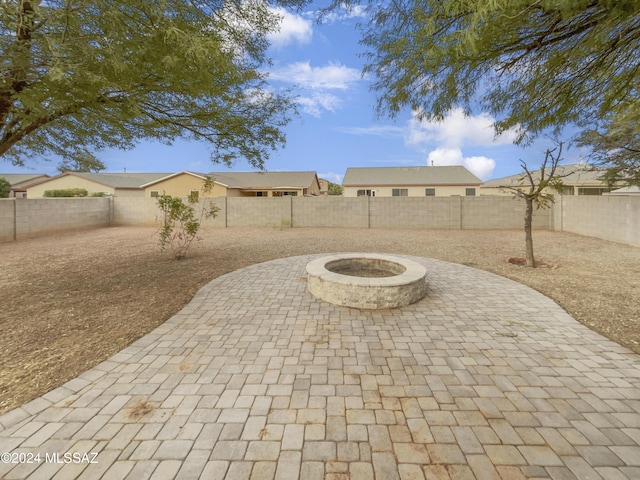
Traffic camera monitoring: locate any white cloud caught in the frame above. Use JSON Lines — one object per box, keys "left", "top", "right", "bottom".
{"left": 426, "top": 148, "right": 496, "bottom": 180}
{"left": 407, "top": 108, "right": 519, "bottom": 149}
{"left": 317, "top": 5, "right": 368, "bottom": 24}
{"left": 318, "top": 171, "right": 343, "bottom": 184}
{"left": 335, "top": 125, "right": 404, "bottom": 138}
{"left": 297, "top": 93, "right": 342, "bottom": 117}
{"left": 268, "top": 61, "right": 361, "bottom": 117}
{"left": 268, "top": 7, "right": 313, "bottom": 47}
{"left": 268, "top": 61, "right": 360, "bottom": 90}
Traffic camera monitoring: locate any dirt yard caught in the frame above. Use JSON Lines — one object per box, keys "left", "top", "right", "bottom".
{"left": 1, "top": 226, "right": 638, "bottom": 415}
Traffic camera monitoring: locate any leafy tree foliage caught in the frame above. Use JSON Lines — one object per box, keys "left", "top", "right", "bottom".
{"left": 576, "top": 106, "right": 640, "bottom": 186}
{"left": 331, "top": 0, "right": 639, "bottom": 142}
{"left": 57, "top": 151, "right": 106, "bottom": 173}
{"left": 1, "top": 0, "right": 303, "bottom": 168}
{"left": 0, "top": 177, "right": 10, "bottom": 197}
{"left": 327, "top": 181, "right": 343, "bottom": 195}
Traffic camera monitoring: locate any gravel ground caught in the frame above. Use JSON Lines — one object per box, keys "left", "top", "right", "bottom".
{"left": 1, "top": 226, "right": 638, "bottom": 415}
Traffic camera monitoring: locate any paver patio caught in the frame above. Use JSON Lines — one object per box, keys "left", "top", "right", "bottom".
{"left": 1, "top": 254, "right": 639, "bottom": 479}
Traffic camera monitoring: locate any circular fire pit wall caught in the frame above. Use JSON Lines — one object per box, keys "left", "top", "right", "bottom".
{"left": 306, "top": 254, "right": 427, "bottom": 309}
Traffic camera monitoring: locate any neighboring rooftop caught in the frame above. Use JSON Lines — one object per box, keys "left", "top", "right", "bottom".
{"left": 208, "top": 171, "right": 319, "bottom": 189}
{"left": 481, "top": 164, "right": 609, "bottom": 188}
{"left": 0, "top": 173, "right": 49, "bottom": 185}
{"left": 342, "top": 166, "right": 483, "bottom": 186}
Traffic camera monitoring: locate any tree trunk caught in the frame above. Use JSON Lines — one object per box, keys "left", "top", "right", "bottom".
{"left": 524, "top": 197, "right": 536, "bottom": 268}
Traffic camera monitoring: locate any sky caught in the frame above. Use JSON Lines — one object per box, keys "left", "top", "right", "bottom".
{"left": 1, "top": 3, "right": 589, "bottom": 183}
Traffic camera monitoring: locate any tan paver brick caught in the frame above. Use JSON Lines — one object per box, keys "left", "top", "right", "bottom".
{"left": 1, "top": 254, "right": 639, "bottom": 480}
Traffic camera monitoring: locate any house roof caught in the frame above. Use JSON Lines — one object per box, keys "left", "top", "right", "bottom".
{"left": 208, "top": 171, "right": 318, "bottom": 190}
{"left": 609, "top": 186, "right": 640, "bottom": 195}
{"left": 482, "top": 164, "right": 608, "bottom": 188}
{"left": 28, "top": 172, "right": 176, "bottom": 190}
{"left": 342, "top": 166, "right": 482, "bottom": 186}
{"left": 0, "top": 173, "right": 50, "bottom": 187}
{"left": 139, "top": 171, "right": 208, "bottom": 188}
{"left": 70, "top": 172, "right": 175, "bottom": 189}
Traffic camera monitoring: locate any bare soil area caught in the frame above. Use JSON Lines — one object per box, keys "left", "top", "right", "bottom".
{"left": 1, "top": 226, "right": 638, "bottom": 415}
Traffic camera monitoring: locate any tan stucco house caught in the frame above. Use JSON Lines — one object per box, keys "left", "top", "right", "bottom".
{"left": 342, "top": 166, "right": 483, "bottom": 197}
{"left": 25, "top": 170, "right": 322, "bottom": 198}
{"left": 480, "top": 164, "right": 617, "bottom": 196}
{"left": 1, "top": 174, "right": 50, "bottom": 198}
{"left": 26, "top": 172, "right": 174, "bottom": 198}
{"left": 207, "top": 171, "right": 321, "bottom": 197}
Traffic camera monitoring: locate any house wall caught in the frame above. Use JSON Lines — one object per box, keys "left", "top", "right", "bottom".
{"left": 306, "top": 176, "right": 322, "bottom": 196}
{"left": 143, "top": 174, "right": 222, "bottom": 198}
{"left": 0, "top": 198, "right": 111, "bottom": 242}
{"left": 27, "top": 177, "right": 116, "bottom": 198}
{"left": 343, "top": 185, "right": 478, "bottom": 197}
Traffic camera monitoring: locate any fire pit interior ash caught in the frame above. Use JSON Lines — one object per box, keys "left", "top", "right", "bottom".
{"left": 306, "top": 254, "right": 427, "bottom": 309}
{"left": 325, "top": 257, "right": 406, "bottom": 278}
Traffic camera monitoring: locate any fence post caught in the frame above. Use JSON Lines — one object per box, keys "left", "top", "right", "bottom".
{"left": 450, "top": 196, "right": 462, "bottom": 229}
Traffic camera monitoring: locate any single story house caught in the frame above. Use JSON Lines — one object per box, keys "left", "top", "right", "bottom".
{"left": 480, "top": 164, "right": 617, "bottom": 196}
{"left": 25, "top": 170, "right": 322, "bottom": 198}
{"left": 342, "top": 166, "right": 483, "bottom": 197}
{"left": 26, "top": 172, "right": 175, "bottom": 198}
{"left": 206, "top": 171, "right": 321, "bottom": 197}
{"left": 1, "top": 174, "right": 50, "bottom": 197}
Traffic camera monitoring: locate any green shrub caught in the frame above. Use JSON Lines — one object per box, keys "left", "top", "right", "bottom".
{"left": 43, "top": 188, "right": 89, "bottom": 197}
{"left": 156, "top": 177, "right": 219, "bottom": 259}
{"left": 0, "top": 177, "right": 10, "bottom": 198}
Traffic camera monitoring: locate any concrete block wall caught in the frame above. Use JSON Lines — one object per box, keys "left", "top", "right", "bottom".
{"left": 9, "top": 198, "right": 111, "bottom": 241}
{"left": 556, "top": 196, "right": 640, "bottom": 247}
{"left": 3, "top": 195, "right": 638, "bottom": 248}
{"left": 369, "top": 197, "right": 457, "bottom": 229}
{"left": 227, "top": 197, "right": 292, "bottom": 227}
{"left": 0, "top": 200, "right": 15, "bottom": 243}
{"left": 461, "top": 196, "right": 552, "bottom": 230}
{"left": 293, "top": 197, "right": 369, "bottom": 228}
{"left": 112, "top": 197, "right": 161, "bottom": 226}
{"left": 113, "top": 197, "right": 226, "bottom": 228}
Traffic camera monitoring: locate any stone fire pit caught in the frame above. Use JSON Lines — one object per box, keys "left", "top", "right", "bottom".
{"left": 306, "top": 253, "right": 427, "bottom": 309}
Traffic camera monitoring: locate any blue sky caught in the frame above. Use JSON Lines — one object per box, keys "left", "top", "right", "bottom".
{"left": 2, "top": 3, "right": 588, "bottom": 183}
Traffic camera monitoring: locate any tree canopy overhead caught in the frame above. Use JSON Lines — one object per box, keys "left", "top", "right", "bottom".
{"left": 1, "top": 0, "right": 305, "bottom": 168}
{"left": 335, "top": 0, "right": 639, "bottom": 143}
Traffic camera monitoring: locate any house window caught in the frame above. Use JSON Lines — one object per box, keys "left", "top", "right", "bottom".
{"left": 357, "top": 189, "right": 375, "bottom": 197}
{"left": 256, "top": 191, "right": 268, "bottom": 197}
{"left": 150, "top": 190, "right": 160, "bottom": 198}
{"left": 282, "top": 191, "right": 297, "bottom": 196}
{"left": 392, "top": 188, "right": 408, "bottom": 197}
{"left": 465, "top": 188, "right": 476, "bottom": 196}
{"left": 578, "top": 187, "right": 611, "bottom": 196}
{"left": 189, "top": 190, "right": 199, "bottom": 201}
{"left": 425, "top": 188, "right": 436, "bottom": 196}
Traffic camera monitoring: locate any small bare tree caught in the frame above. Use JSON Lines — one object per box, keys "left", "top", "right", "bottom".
{"left": 157, "top": 177, "right": 219, "bottom": 260}
{"left": 502, "top": 142, "right": 566, "bottom": 267}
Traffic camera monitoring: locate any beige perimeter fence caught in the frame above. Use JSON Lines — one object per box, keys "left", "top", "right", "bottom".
{"left": 0, "top": 195, "right": 638, "bottom": 247}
